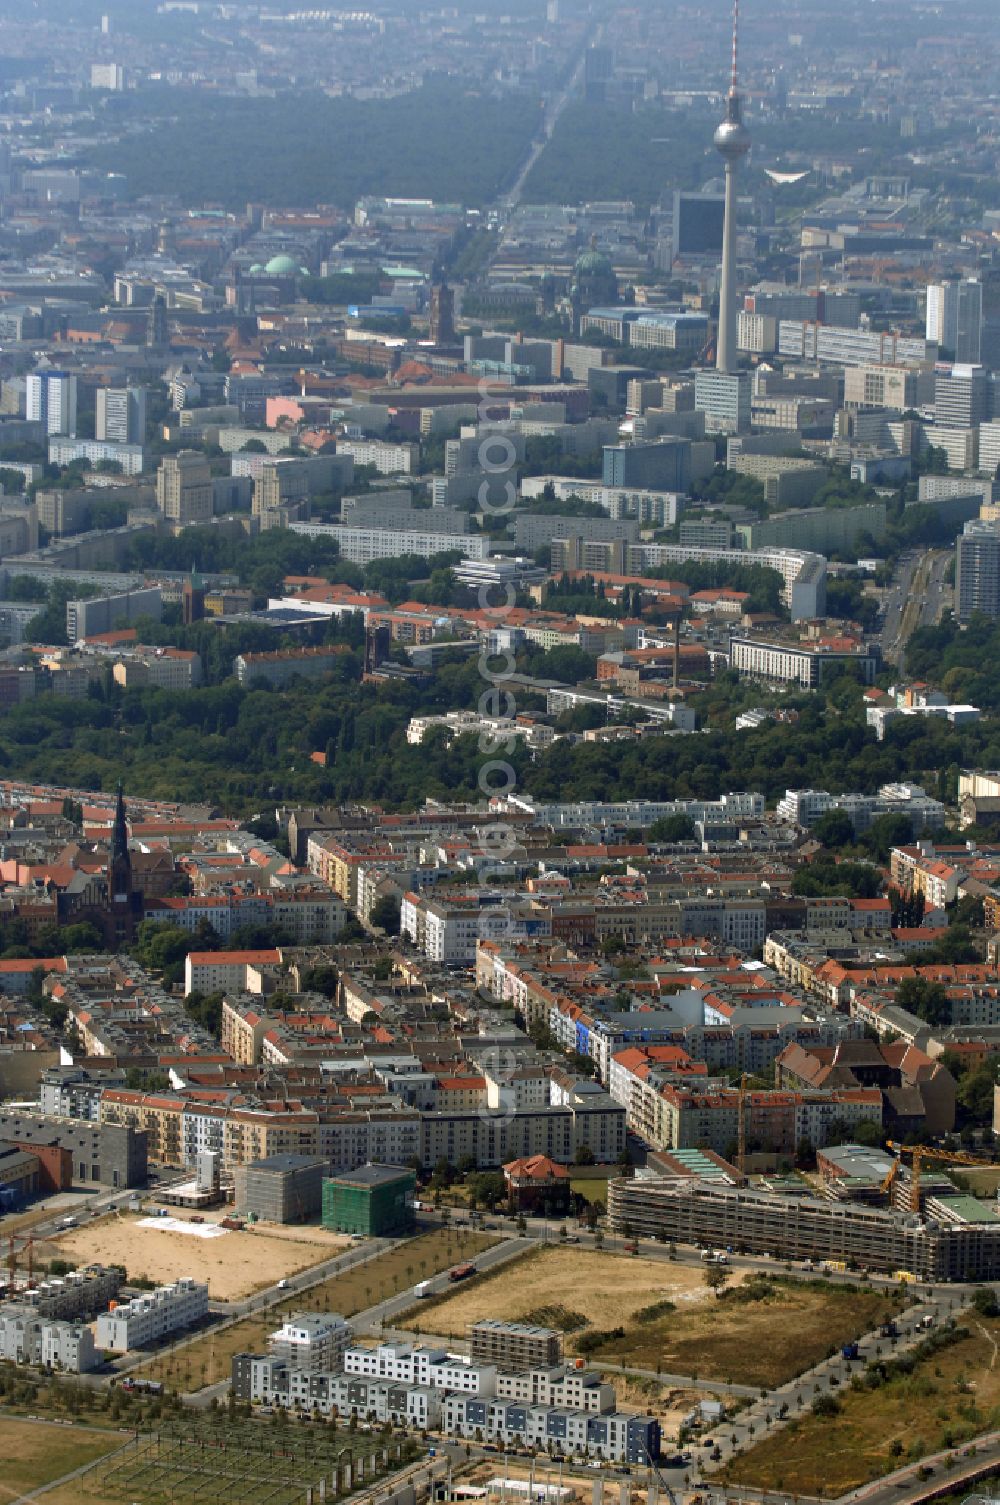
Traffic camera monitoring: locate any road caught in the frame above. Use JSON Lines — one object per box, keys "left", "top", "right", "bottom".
{"left": 498, "top": 23, "right": 600, "bottom": 211}
{"left": 879, "top": 547, "right": 953, "bottom": 669}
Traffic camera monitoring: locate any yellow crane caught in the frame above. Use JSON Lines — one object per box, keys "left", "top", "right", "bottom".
{"left": 882, "top": 1140, "right": 997, "bottom": 1214}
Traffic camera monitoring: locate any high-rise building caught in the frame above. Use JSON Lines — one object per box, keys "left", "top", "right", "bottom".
{"left": 956, "top": 520, "right": 1000, "bottom": 620}
{"left": 934, "top": 364, "right": 991, "bottom": 429}
{"left": 714, "top": 2, "right": 751, "bottom": 376}
{"left": 694, "top": 368, "right": 751, "bottom": 434}
{"left": 926, "top": 281, "right": 983, "bottom": 363}
{"left": 96, "top": 386, "right": 146, "bottom": 445}
{"left": 26, "top": 371, "right": 77, "bottom": 437}
{"left": 671, "top": 191, "right": 725, "bottom": 263}
{"left": 155, "top": 451, "right": 213, "bottom": 526}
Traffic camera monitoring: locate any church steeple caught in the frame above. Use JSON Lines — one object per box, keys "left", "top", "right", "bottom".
{"left": 109, "top": 781, "right": 132, "bottom": 902}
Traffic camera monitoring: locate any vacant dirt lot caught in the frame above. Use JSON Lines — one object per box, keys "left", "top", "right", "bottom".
{"left": 54, "top": 1215, "right": 349, "bottom": 1300}
{"left": 403, "top": 1251, "right": 900, "bottom": 1388}
{"left": 401, "top": 1246, "right": 712, "bottom": 1339}
{"left": 594, "top": 1277, "right": 898, "bottom": 1387}
{"left": 139, "top": 1227, "right": 495, "bottom": 1390}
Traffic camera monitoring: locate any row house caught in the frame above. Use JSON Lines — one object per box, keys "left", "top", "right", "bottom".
{"left": 440, "top": 1395, "right": 659, "bottom": 1464}
{"left": 343, "top": 1342, "right": 497, "bottom": 1396}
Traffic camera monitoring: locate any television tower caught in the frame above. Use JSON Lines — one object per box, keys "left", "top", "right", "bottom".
{"left": 714, "top": 0, "right": 751, "bottom": 374}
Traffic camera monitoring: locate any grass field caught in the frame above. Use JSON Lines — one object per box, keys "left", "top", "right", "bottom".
{"left": 401, "top": 1250, "right": 900, "bottom": 1387}
{"left": 719, "top": 1318, "right": 1000, "bottom": 1497}
{"left": 953, "top": 1167, "right": 1000, "bottom": 1198}
{"left": 570, "top": 1178, "right": 610, "bottom": 1205}
{"left": 0, "top": 1417, "right": 124, "bottom": 1500}
{"left": 138, "top": 1227, "right": 494, "bottom": 1391}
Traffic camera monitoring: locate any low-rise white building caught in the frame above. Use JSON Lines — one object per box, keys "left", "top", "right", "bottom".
{"left": 95, "top": 1278, "right": 208, "bottom": 1352}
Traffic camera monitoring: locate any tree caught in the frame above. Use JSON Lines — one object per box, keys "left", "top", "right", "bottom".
{"left": 648, "top": 813, "right": 697, "bottom": 843}
{"left": 704, "top": 1263, "right": 727, "bottom": 1295}
{"left": 369, "top": 895, "right": 401, "bottom": 935}
{"left": 812, "top": 809, "right": 856, "bottom": 850}
{"left": 895, "top": 976, "right": 951, "bottom": 1027}
{"left": 573, "top": 1144, "right": 595, "bottom": 1166}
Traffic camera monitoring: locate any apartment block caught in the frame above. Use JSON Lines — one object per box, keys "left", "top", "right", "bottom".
{"left": 95, "top": 1278, "right": 209, "bottom": 1351}
{"left": 469, "top": 1320, "right": 563, "bottom": 1372}
{"left": 269, "top": 1313, "right": 352, "bottom": 1374}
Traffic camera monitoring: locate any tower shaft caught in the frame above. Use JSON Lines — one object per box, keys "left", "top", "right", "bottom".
{"left": 717, "top": 160, "right": 739, "bottom": 375}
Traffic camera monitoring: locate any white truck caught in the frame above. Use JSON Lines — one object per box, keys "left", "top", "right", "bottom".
{"left": 414, "top": 1280, "right": 433, "bottom": 1298}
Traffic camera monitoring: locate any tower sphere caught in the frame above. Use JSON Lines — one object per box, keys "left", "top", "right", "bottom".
{"left": 714, "top": 117, "right": 751, "bottom": 159}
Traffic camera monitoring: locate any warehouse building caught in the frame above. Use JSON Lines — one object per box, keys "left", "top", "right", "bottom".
{"left": 234, "top": 1153, "right": 327, "bottom": 1224}
{"left": 321, "top": 1164, "right": 415, "bottom": 1236}
{"left": 0, "top": 1111, "right": 146, "bottom": 1189}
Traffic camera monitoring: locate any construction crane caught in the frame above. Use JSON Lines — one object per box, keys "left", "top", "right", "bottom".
{"left": 6, "top": 1234, "right": 33, "bottom": 1292}
{"left": 883, "top": 1140, "right": 997, "bottom": 1215}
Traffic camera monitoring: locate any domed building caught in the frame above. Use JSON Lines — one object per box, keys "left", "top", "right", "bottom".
{"left": 570, "top": 244, "right": 618, "bottom": 332}
{"left": 264, "top": 253, "right": 307, "bottom": 277}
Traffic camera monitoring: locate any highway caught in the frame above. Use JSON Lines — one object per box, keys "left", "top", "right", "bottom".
{"left": 879, "top": 548, "right": 953, "bottom": 669}
{"left": 497, "top": 22, "right": 600, "bottom": 212}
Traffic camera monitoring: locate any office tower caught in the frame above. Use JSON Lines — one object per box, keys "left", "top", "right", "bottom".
{"left": 926, "top": 280, "right": 983, "bottom": 363}
{"left": 155, "top": 451, "right": 213, "bottom": 526}
{"left": 671, "top": 192, "right": 725, "bottom": 263}
{"left": 96, "top": 386, "right": 146, "bottom": 445}
{"left": 428, "top": 282, "right": 456, "bottom": 346}
{"left": 714, "top": 0, "right": 750, "bottom": 376}
{"left": 934, "top": 364, "right": 990, "bottom": 429}
{"left": 956, "top": 520, "right": 1000, "bottom": 620}
{"left": 26, "top": 371, "right": 77, "bottom": 437}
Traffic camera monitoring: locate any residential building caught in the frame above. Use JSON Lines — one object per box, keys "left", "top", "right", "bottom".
{"left": 66, "top": 588, "right": 162, "bottom": 642}
{"left": 27, "top": 372, "right": 77, "bottom": 437}
{"left": 95, "top": 1278, "right": 209, "bottom": 1351}
{"left": 156, "top": 451, "right": 213, "bottom": 526}
{"left": 957, "top": 520, "right": 1000, "bottom": 620}
{"left": 469, "top": 1320, "right": 563, "bottom": 1373}
{"left": 96, "top": 387, "right": 147, "bottom": 445}
{"left": 269, "top": 1313, "right": 351, "bottom": 1374}
{"left": 730, "top": 633, "right": 881, "bottom": 688}
{"left": 693, "top": 370, "right": 752, "bottom": 433}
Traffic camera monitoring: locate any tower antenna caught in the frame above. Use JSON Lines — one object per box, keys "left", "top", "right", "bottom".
{"left": 713, "top": 0, "right": 751, "bottom": 376}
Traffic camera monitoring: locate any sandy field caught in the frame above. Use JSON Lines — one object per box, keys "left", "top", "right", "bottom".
{"left": 53, "top": 1214, "right": 350, "bottom": 1300}
{"left": 404, "top": 1246, "right": 712, "bottom": 1339}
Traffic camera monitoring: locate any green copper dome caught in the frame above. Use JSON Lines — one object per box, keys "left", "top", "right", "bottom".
{"left": 264, "top": 253, "right": 303, "bottom": 276}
